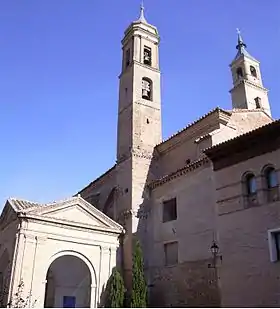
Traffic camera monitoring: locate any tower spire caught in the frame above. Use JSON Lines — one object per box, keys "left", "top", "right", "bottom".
{"left": 137, "top": 0, "right": 147, "bottom": 23}
{"left": 233, "top": 28, "right": 256, "bottom": 62}
{"left": 236, "top": 28, "right": 247, "bottom": 52}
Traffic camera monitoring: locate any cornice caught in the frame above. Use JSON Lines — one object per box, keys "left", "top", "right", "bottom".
{"left": 230, "top": 79, "right": 268, "bottom": 93}
{"left": 148, "top": 157, "right": 210, "bottom": 189}
{"left": 19, "top": 213, "right": 123, "bottom": 236}
{"left": 122, "top": 25, "right": 159, "bottom": 45}
{"left": 118, "top": 60, "right": 160, "bottom": 79}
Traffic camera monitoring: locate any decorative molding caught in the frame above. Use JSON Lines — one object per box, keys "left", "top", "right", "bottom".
{"left": 131, "top": 148, "right": 153, "bottom": 160}
{"left": 22, "top": 216, "right": 122, "bottom": 236}
{"left": 135, "top": 100, "right": 161, "bottom": 111}
{"left": 148, "top": 157, "right": 210, "bottom": 189}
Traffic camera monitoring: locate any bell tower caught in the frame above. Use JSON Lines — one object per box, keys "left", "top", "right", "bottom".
{"left": 117, "top": 4, "right": 161, "bottom": 161}
{"left": 229, "top": 29, "right": 271, "bottom": 116}
{"left": 116, "top": 3, "right": 162, "bottom": 291}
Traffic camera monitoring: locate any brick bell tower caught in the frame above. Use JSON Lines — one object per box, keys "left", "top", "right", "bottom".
{"left": 229, "top": 29, "right": 271, "bottom": 116}
{"left": 115, "top": 3, "right": 162, "bottom": 290}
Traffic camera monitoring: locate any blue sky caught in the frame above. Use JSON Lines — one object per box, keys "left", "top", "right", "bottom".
{"left": 1, "top": 0, "right": 280, "bottom": 208}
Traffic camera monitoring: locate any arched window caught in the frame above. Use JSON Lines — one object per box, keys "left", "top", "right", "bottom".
{"left": 245, "top": 173, "right": 257, "bottom": 196}
{"left": 250, "top": 65, "right": 257, "bottom": 78}
{"left": 263, "top": 166, "right": 279, "bottom": 203}
{"left": 142, "top": 77, "right": 152, "bottom": 101}
{"left": 243, "top": 172, "right": 258, "bottom": 208}
{"left": 236, "top": 67, "right": 243, "bottom": 79}
{"left": 264, "top": 167, "right": 278, "bottom": 189}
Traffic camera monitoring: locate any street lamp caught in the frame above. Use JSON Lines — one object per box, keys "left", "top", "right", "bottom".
{"left": 208, "top": 240, "right": 221, "bottom": 268}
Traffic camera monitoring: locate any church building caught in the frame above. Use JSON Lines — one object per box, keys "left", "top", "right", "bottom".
{"left": 0, "top": 4, "right": 279, "bottom": 308}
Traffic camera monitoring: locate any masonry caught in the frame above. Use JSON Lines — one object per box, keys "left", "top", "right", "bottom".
{"left": 76, "top": 5, "right": 278, "bottom": 307}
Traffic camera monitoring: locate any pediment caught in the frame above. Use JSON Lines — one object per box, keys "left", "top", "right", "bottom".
{"left": 28, "top": 197, "right": 124, "bottom": 233}
{"left": 40, "top": 204, "right": 109, "bottom": 228}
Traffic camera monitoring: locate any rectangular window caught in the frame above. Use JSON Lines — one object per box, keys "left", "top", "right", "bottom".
{"left": 63, "top": 296, "right": 76, "bottom": 308}
{"left": 125, "top": 49, "right": 130, "bottom": 67}
{"left": 268, "top": 229, "right": 280, "bottom": 262}
{"left": 143, "top": 46, "right": 152, "bottom": 66}
{"left": 164, "top": 241, "right": 178, "bottom": 266}
{"left": 162, "top": 198, "right": 177, "bottom": 222}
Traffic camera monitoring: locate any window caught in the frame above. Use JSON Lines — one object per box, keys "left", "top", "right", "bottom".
{"left": 125, "top": 49, "right": 130, "bottom": 68}
{"left": 254, "top": 97, "right": 261, "bottom": 108}
{"left": 268, "top": 230, "right": 280, "bottom": 262}
{"left": 250, "top": 65, "right": 257, "bottom": 78}
{"left": 142, "top": 77, "right": 152, "bottom": 101}
{"left": 143, "top": 46, "right": 152, "bottom": 66}
{"left": 245, "top": 174, "right": 257, "bottom": 195}
{"left": 264, "top": 166, "right": 279, "bottom": 202}
{"left": 265, "top": 167, "right": 278, "bottom": 189}
{"left": 236, "top": 67, "right": 243, "bottom": 79}
{"left": 163, "top": 198, "right": 177, "bottom": 222}
{"left": 63, "top": 296, "right": 76, "bottom": 308}
{"left": 243, "top": 173, "right": 258, "bottom": 207}
{"left": 164, "top": 241, "right": 178, "bottom": 266}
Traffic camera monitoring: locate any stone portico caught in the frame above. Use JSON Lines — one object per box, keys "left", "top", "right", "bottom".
{"left": 0, "top": 196, "right": 123, "bottom": 308}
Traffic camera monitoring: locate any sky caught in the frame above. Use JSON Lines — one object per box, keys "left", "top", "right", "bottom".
{"left": 1, "top": 0, "right": 280, "bottom": 209}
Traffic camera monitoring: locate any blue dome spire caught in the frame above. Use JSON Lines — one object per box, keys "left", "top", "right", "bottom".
{"left": 233, "top": 28, "right": 257, "bottom": 62}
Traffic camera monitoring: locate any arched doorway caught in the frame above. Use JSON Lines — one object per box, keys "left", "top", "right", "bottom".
{"left": 44, "top": 255, "right": 92, "bottom": 308}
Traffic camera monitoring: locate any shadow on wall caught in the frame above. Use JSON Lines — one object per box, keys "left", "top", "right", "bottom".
{"left": 135, "top": 149, "right": 221, "bottom": 307}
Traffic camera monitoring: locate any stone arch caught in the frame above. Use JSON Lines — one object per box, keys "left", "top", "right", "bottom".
{"left": 45, "top": 250, "right": 97, "bottom": 287}
{"left": 44, "top": 250, "right": 97, "bottom": 308}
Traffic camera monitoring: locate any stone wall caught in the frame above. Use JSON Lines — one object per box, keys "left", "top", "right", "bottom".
{"left": 147, "top": 162, "right": 220, "bottom": 306}
{"left": 78, "top": 165, "right": 117, "bottom": 219}
{"left": 214, "top": 148, "right": 280, "bottom": 307}
{"left": 149, "top": 259, "right": 220, "bottom": 307}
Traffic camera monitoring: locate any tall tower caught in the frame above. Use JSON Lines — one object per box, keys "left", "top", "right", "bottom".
{"left": 229, "top": 29, "right": 271, "bottom": 116}
{"left": 116, "top": 4, "right": 162, "bottom": 288}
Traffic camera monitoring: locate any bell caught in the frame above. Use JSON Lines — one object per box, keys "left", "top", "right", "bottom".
{"left": 144, "top": 54, "right": 150, "bottom": 60}
{"left": 142, "top": 89, "right": 148, "bottom": 97}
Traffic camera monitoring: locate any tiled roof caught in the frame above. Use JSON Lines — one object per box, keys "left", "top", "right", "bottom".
{"left": 204, "top": 119, "right": 280, "bottom": 156}
{"left": 148, "top": 157, "right": 210, "bottom": 189}
{"left": 233, "top": 47, "right": 258, "bottom": 63}
{"left": 8, "top": 198, "right": 44, "bottom": 212}
{"left": 76, "top": 164, "right": 116, "bottom": 195}
{"left": 155, "top": 107, "right": 231, "bottom": 149}
{"left": 8, "top": 196, "right": 80, "bottom": 213}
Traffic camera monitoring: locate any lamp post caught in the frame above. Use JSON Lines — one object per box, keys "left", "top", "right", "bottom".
{"left": 208, "top": 240, "right": 221, "bottom": 269}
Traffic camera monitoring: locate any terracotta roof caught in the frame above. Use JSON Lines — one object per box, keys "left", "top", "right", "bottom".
{"left": 148, "top": 157, "right": 210, "bottom": 189}
{"left": 155, "top": 107, "right": 231, "bottom": 149}
{"left": 76, "top": 164, "right": 116, "bottom": 196}
{"left": 8, "top": 198, "right": 44, "bottom": 212}
{"left": 204, "top": 119, "right": 280, "bottom": 158}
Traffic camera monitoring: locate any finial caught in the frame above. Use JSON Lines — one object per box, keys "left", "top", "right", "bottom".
{"left": 236, "top": 28, "right": 247, "bottom": 51}
{"left": 138, "top": 0, "right": 147, "bottom": 23}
